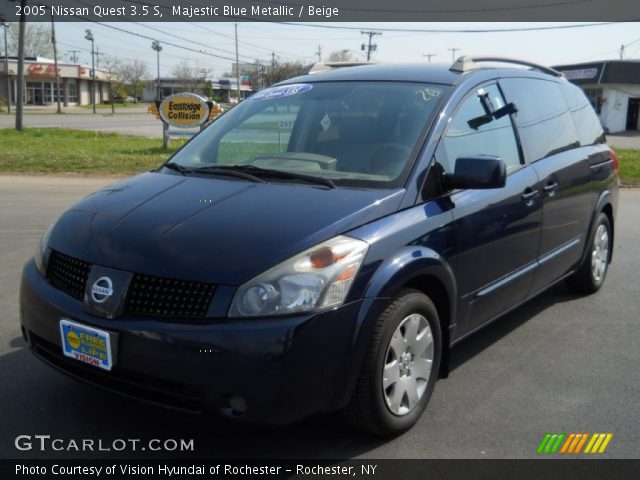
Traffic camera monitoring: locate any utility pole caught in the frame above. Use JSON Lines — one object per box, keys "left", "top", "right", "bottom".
{"left": 16, "top": 0, "right": 26, "bottom": 130}
{"left": 619, "top": 44, "right": 625, "bottom": 60}
{"left": 67, "top": 50, "right": 80, "bottom": 63}
{"left": 151, "top": 40, "right": 162, "bottom": 101}
{"left": 84, "top": 29, "right": 96, "bottom": 114}
{"left": 0, "top": 15, "right": 10, "bottom": 114}
{"left": 95, "top": 46, "right": 105, "bottom": 69}
{"left": 361, "top": 30, "right": 381, "bottom": 61}
{"left": 51, "top": 15, "right": 61, "bottom": 114}
{"left": 235, "top": 23, "right": 240, "bottom": 103}
{"left": 422, "top": 53, "right": 437, "bottom": 63}
{"left": 448, "top": 48, "right": 460, "bottom": 63}
{"left": 316, "top": 45, "right": 322, "bottom": 62}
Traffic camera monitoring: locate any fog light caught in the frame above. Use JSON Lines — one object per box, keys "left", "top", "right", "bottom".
{"left": 229, "top": 395, "right": 247, "bottom": 414}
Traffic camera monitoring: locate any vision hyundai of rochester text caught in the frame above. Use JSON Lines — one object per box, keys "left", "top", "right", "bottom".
{"left": 20, "top": 57, "right": 618, "bottom": 436}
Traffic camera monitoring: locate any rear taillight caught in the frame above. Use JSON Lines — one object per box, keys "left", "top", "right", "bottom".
{"left": 610, "top": 149, "right": 619, "bottom": 175}
{"left": 609, "top": 150, "right": 618, "bottom": 175}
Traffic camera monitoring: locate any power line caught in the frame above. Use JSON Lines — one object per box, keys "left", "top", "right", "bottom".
{"left": 275, "top": 21, "right": 622, "bottom": 34}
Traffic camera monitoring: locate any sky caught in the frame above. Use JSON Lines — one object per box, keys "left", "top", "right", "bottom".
{"left": 48, "top": 22, "right": 640, "bottom": 78}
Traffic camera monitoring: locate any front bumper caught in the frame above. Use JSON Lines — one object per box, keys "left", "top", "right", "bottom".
{"left": 20, "top": 259, "right": 387, "bottom": 424}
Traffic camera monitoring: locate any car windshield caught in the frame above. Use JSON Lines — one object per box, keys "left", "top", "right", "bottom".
{"left": 165, "top": 81, "right": 448, "bottom": 188}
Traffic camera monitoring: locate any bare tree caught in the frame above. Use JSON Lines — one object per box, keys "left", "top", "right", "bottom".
{"left": 171, "top": 60, "right": 210, "bottom": 94}
{"left": 101, "top": 56, "right": 122, "bottom": 113}
{"left": 327, "top": 50, "right": 358, "bottom": 62}
{"left": 118, "top": 60, "right": 149, "bottom": 102}
{"left": 6, "top": 22, "right": 54, "bottom": 58}
{"left": 255, "top": 58, "right": 310, "bottom": 88}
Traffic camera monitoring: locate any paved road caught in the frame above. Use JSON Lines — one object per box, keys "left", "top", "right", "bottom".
{"left": 0, "top": 111, "right": 163, "bottom": 137}
{"left": 608, "top": 132, "right": 640, "bottom": 149}
{"left": 0, "top": 175, "right": 638, "bottom": 459}
{"left": 2, "top": 110, "right": 640, "bottom": 148}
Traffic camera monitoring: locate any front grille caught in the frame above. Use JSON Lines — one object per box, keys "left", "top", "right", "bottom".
{"left": 47, "top": 250, "right": 91, "bottom": 300}
{"left": 46, "top": 250, "right": 216, "bottom": 319}
{"left": 31, "top": 333, "right": 204, "bottom": 413}
{"left": 125, "top": 274, "right": 216, "bottom": 318}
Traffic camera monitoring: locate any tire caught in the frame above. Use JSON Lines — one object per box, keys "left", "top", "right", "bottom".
{"left": 342, "top": 288, "right": 442, "bottom": 436}
{"left": 566, "top": 212, "right": 612, "bottom": 294}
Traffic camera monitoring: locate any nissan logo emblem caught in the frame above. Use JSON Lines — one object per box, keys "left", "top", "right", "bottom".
{"left": 90, "top": 276, "right": 113, "bottom": 304}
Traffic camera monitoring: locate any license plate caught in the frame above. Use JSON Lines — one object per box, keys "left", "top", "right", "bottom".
{"left": 59, "top": 319, "right": 114, "bottom": 371}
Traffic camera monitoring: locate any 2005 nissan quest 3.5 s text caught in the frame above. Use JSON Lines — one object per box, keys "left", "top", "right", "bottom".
{"left": 20, "top": 56, "right": 618, "bottom": 436}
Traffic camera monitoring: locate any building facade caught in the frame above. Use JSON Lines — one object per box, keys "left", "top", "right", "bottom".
{"left": 142, "top": 77, "right": 253, "bottom": 104}
{"left": 554, "top": 60, "right": 640, "bottom": 133}
{"left": 0, "top": 56, "right": 110, "bottom": 107}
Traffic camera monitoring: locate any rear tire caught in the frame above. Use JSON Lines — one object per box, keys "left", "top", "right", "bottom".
{"left": 342, "top": 288, "right": 442, "bottom": 436}
{"left": 566, "top": 212, "right": 612, "bottom": 294}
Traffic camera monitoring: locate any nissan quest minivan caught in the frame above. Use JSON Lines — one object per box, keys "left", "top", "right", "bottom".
{"left": 20, "top": 57, "right": 618, "bottom": 436}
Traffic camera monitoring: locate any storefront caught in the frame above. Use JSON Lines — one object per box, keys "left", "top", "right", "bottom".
{"left": 142, "top": 77, "right": 253, "bottom": 104}
{"left": 0, "top": 56, "right": 110, "bottom": 107}
{"left": 554, "top": 60, "right": 640, "bottom": 133}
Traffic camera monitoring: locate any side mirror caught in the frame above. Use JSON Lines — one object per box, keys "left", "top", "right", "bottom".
{"left": 445, "top": 155, "right": 506, "bottom": 190}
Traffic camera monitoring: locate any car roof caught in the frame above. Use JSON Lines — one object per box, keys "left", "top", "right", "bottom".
{"left": 279, "top": 61, "right": 561, "bottom": 87}
{"left": 281, "top": 63, "right": 463, "bottom": 86}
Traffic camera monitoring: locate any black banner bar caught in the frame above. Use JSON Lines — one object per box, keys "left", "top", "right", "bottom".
{"left": 0, "top": 0, "right": 639, "bottom": 22}
{"left": 3, "top": 459, "right": 640, "bottom": 480}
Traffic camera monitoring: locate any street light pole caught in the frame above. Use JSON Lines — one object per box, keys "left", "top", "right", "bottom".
{"left": 151, "top": 40, "right": 162, "bottom": 101}
{"left": 0, "top": 16, "right": 10, "bottom": 114}
{"left": 51, "top": 15, "right": 61, "bottom": 114}
{"left": 16, "top": 0, "right": 26, "bottom": 130}
{"left": 84, "top": 29, "right": 95, "bottom": 114}
{"left": 234, "top": 23, "right": 240, "bottom": 103}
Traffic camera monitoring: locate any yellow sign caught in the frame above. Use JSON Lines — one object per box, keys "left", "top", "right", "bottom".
{"left": 66, "top": 331, "right": 81, "bottom": 349}
{"left": 159, "top": 92, "right": 210, "bottom": 129}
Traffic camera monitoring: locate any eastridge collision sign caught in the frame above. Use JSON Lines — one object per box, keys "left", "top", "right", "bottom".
{"left": 159, "top": 93, "right": 210, "bottom": 129}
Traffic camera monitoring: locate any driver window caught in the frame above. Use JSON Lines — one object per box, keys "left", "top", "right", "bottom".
{"left": 436, "top": 84, "right": 521, "bottom": 175}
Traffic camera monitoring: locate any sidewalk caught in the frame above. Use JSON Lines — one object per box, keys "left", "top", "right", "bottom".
{"left": 3, "top": 104, "right": 150, "bottom": 115}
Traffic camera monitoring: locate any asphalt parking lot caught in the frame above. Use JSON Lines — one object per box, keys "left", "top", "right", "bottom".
{"left": 0, "top": 175, "right": 638, "bottom": 459}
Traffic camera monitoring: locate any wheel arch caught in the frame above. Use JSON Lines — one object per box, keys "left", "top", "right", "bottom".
{"left": 360, "top": 247, "right": 457, "bottom": 378}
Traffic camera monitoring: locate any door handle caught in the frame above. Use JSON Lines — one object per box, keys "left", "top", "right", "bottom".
{"left": 543, "top": 180, "right": 558, "bottom": 196}
{"left": 521, "top": 188, "right": 539, "bottom": 205}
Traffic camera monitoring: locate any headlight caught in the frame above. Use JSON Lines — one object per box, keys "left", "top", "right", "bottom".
{"left": 229, "top": 235, "right": 369, "bottom": 317}
{"left": 34, "top": 224, "right": 54, "bottom": 276}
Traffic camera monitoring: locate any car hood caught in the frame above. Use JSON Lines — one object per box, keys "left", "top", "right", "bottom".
{"left": 50, "top": 172, "right": 404, "bottom": 285}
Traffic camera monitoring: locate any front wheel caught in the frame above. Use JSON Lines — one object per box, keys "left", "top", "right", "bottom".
{"left": 342, "top": 289, "right": 442, "bottom": 436}
{"left": 567, "top": 212, "right": 612, "bottom": 294}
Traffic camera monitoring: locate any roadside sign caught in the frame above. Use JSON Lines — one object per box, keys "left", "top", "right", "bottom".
{"left": 148, "top": 92, "right": 224, "bottom": 149}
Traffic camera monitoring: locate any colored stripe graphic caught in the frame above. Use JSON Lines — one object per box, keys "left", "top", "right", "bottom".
{"left": 537, "top": 433, "right": 565, "bottom": 454}
{"left": 585, "top": 433, "right": 613, "bottom": 454}
{"left": 541, "top": 433, "right": 613, "bottom": 454}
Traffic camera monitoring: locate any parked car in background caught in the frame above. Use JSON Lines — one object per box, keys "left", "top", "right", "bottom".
{"left": 20, "top": 57, "right": 618, "bottom": 436}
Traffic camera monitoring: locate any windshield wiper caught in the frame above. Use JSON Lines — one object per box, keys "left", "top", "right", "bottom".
{"left": 210, "top": 165, "right": 336, "bottom": 189}
{"left": 162, "top": 163, "right": 265, "bottom": 183}
{"left": 162, "top": 162, "right": 189, "bottom": 176}
{"left": 189, "top": 165, "right": 266, "bottom": 183}
{"left": 162, "top": 163, "right": 335, "bottom": 188}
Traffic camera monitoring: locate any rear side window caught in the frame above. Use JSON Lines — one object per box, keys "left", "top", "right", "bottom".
{"left": 499, "top": 78, "right": 579, "bottom": 162}
{"left": 558, "top": 81, "right": 604, "bottom": 146}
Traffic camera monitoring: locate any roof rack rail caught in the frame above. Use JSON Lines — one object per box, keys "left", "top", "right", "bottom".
{"left": 450, "top": 56, "right": 563, "bottom": 77}
{"left": 308, "top": 61, "right": 375, "bottom": 75}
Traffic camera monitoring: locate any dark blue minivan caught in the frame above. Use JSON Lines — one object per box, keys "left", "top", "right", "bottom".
{"left": 20, "top": 57, "right": 618, "bottom": 436}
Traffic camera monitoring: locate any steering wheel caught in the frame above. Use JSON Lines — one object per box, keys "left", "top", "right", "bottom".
{"left": 368, "top": 143, "right": 412, "bottom": 176}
